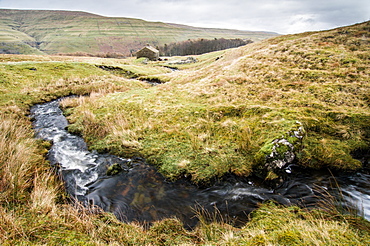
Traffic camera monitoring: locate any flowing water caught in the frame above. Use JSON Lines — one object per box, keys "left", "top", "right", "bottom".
{"left": 30, "top": 98, "right": 370, "bottom": 228}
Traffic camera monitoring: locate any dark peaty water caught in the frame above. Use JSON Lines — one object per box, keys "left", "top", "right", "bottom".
{"left": 30, "top": 98, "right": 370, "bottom": 228}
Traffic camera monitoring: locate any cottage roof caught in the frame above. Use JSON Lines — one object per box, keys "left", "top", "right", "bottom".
{"left": 139, "top": 45, "right": 159, "bottom": 53}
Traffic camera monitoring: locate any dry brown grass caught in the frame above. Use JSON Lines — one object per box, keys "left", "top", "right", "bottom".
{"left": 0, "top": 115, "right": 43, "bottom": 203}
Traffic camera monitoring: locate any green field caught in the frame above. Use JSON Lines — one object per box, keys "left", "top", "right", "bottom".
{"left": 0, "top": 9, "right": 278, "bottom": 56}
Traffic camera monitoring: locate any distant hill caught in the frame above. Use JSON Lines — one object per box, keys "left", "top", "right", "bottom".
{"left": 0, "top": 9, "right": 279, "bottom": 56}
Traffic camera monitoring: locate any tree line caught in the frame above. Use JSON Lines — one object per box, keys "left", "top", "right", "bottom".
{"left": 157, "top": 38, "right": 252, "bottom": 56}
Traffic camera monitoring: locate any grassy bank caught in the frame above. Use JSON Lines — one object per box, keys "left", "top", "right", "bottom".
{"left": 65, "top": 21, "right": 370, "bottom": 183}
{"left": 0, "top": 21, "right": 369, "bottom": 245}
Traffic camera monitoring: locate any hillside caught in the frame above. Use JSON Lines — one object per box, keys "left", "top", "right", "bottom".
{"left": 0, "top": 9, "right": 278, "bottom": 56}
{"left": 63, "top": 21, "right": 370, "bottom": 183}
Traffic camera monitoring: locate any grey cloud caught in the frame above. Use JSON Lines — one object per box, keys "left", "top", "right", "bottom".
{"left": 0, "top": 0, "right": 368, "bottom": 33}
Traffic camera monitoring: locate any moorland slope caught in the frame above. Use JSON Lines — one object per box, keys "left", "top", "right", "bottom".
{"left": 0, "top": 9, "right": 277, "bottom": 56}
{"left": 64, "top": 21, "right": 370, "bottom": 183}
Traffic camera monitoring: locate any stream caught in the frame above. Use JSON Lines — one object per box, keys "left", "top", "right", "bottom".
{"left": 30, "top": 98, "right": 370, "bottom": 228}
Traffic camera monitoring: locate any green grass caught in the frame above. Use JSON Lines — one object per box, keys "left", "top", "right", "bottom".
{"left": 63, "top": 21, "right": 370, "bottom": 183}
{"left": 232, "top": 202, "right": 370, "bottom": 245}
{"left": 0, "top": 21, "right": 369, "bottom": 245}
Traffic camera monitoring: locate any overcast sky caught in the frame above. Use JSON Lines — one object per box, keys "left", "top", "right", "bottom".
{"left": 0, "top": 0, "right": 369, "bottom": 34}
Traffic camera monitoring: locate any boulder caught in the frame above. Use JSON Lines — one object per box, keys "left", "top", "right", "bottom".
{"left": 254, "top": 121, "right": 305, "bottom": 182}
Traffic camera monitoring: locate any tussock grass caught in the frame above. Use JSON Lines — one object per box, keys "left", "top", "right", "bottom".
{"left": 234, "top": 202, "right": 370, "bottom": 246}
{"left": 0, "top": 115, "right": 41, "bottom": 203}
{"left": 188, "top": 201, "right": 370, "bottom": 245}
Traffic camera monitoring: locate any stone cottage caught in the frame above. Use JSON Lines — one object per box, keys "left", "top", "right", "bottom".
{"left": 136, "top": 45, "right": 159, "bottom": 61}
